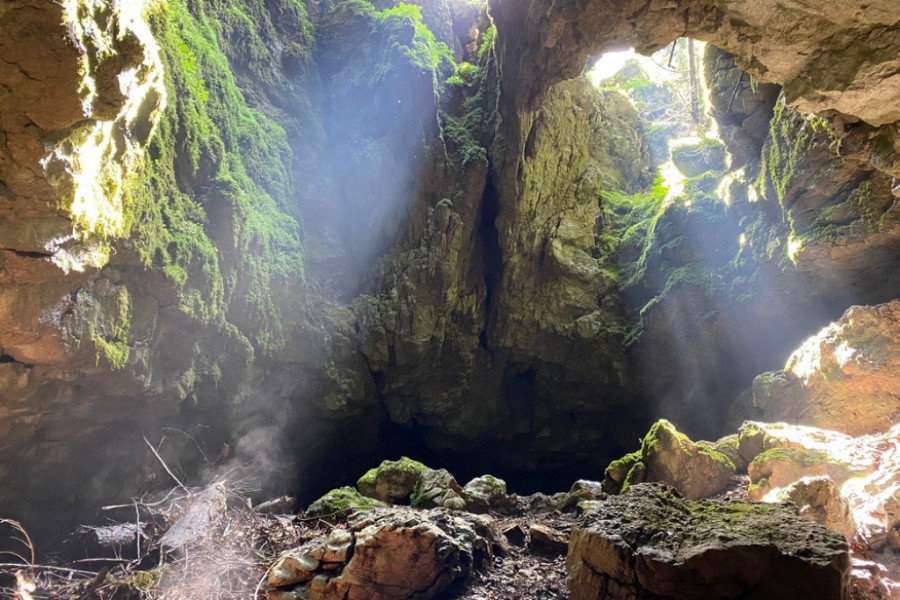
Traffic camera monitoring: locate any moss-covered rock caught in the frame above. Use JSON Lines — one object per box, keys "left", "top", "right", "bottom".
{"left": 306, "top": 486, "right": 388, "bottom": 519}
{"left": 671, "top": 138, "right": 728, "bottom": 177}
{"left": 641, "top": 419, "right": 735, "bottom": 500}
{"left": 747, "top": 447, "right": 852, "bottom": 501}
{"left": 357, "top": 457, "right": 429, "bottom": 503}
{"left": 462, "top": 474, "right": 517, "bottom": 514}
{"left": 602, "top": 450, "right": 643, "bottom": 494}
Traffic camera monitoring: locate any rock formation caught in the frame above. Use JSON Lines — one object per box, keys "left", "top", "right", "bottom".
{"left": 4, "top": 0, "right": 900, "bottom": 552}
{"left": 567, "top": 483, "right": 851, "bottom": 600}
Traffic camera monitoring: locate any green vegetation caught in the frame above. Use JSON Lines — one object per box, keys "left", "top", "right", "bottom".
{"left": 124, "top": 0, "right": 310, "bottom": 358}
{"left": 91, "top": 285, "right": 132, "bottom": 370}
{"left": 306, "top": 486, "right": 386, "bottom": 518}
{"left": 440, "top": 25, "right": 496, "bottom": 168}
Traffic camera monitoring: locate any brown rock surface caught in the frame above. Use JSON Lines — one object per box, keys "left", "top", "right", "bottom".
{"left": 634, "top": 419, "right": 735, "bottom": 500}
{"left": 567, "top": 483, "right": 851, "bottom": 600}
{"left": 753, "top": 301, "right": 900, "bottom": 436}
{"left": 765, "top": 477, "right": 857, "bottom": 541}
{"left": 268, "top": 507, "right": 503, "bottom": 600}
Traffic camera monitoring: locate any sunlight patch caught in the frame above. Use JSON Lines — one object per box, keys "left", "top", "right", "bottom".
{"left": 42, "top": 0, "right": 167, "bottom": 272}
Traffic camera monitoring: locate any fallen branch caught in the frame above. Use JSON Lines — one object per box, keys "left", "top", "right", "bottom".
{"left": 143, "top": 435, "right": 189, "bottom": 494}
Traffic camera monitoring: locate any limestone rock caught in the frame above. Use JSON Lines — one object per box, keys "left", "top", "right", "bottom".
{"left": 528, "top": 523, "right": 568, "bottom": 556}
{"left": 269, "top": 550, "right": 320, "bottom": 588}
{"left": 748, "top": 447, "right": 852, "bottom": 501}
{"left": 560, "top": 480, "right": 606, "bottom": 512}
{"left": 765, "top": 477, "right": 856, "bottom": 541}
{"left": 272, "top": 507, "right": 502, "bottom": 600}
{"left": 412, "top": 468, "right": 466, "bottom": 510}
{"left": 753, "top": 302, "right": 900, "bottom": 436}
{"left": 462, "top": 475, "right": 517, "bottom": 514}
{"left": 566, "top": 483, "right": 851, "bottom": 600}
{"left": 627, "top": 419, "right": 735, "bottom": 500}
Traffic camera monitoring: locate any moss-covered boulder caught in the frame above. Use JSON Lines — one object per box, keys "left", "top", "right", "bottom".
{"left": 462, "top": 475, "right": 517, "bottom": 514}
{"left": 306, "top": 487, "right": 388, "bottom": 519}
{"left": 357, "top": 457, "right": 429, "bottom": 504}
{"left": 568, "top": 483, "right": 851, "bottom": 600}
{"left": 747, "top": 447, "right": 852, "bottom": 501}
{"left": 412, "top": 468, "right": 467, "bottom": 509}
{"left": 714, "top": 434, "right": 749, "bottom": 473}
{"left": 641, "top": 419, "right": 735, "bottom": 500}
{"left": 602, "top": 450, "right": 644, "bottom": 494}
{"left": 603, "top": 420, "right": 734, "bottom": 500}
{"left": 671, "top": 138, "right": 727, "bottom": 177}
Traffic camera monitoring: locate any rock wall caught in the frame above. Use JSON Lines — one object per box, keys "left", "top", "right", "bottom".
{"left": 4, "top": 0, "right": 900, "bottom": 542}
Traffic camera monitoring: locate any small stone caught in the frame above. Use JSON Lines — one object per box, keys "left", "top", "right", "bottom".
{"left": 529, "top": 523, "right": 568, "bottom": 555}
{"left": 268, "top": 550, "right": 320, "bottom": 588}
{"left": 322, "top": 529, "right": 353, "bottom": 562}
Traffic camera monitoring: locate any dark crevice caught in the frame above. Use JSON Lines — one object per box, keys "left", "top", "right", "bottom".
{"left": 477, "top": 175, "right": 503, "bottom": 349}
{"left": 0, "top": 354, "right": 33, "bottom": 368}
{"left": 6, "top": 249, "right": 50, "bottom": 259}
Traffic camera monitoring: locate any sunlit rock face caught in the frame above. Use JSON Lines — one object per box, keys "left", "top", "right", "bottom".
{"left": 6, "top": 0, "right": 900, "bottom": 546}
{"left": 754, "top": 301, "right": 900, "bottom": 436}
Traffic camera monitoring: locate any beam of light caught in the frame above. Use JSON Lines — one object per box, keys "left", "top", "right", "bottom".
{"left": 40, "top": 0, "right": 167, "bottom": 272}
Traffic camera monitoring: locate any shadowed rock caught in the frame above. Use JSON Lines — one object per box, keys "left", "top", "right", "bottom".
{"left": 567, "top": 483, "right": 851, "bottom": 600}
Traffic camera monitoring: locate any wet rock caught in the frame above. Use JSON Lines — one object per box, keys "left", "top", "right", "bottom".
{"left": 567, "top": 483, "right": 851, "bottom": 600}
{"left": 764, "top": 477, "right": 856, "bottom": 541}
{"left": 753, "top": 302, "right": 900, "bottom": 436}
{"left": 527, "top": 492, "right": 568, "bottom": 514}
{"left": 639, "top": 419, "right": 735, "bottom": 500}
{"left": 748, "top": 447, "right": 852, "bottom": 501}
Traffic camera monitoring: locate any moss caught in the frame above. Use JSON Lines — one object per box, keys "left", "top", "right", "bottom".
{"left": 91, "top": 285, "right": 132, "bottom": 370}
{"left": 621, "top": 461, "right": 647, "bottom": 493}
{"left": 671, "top": 137, "right": 727, "bottom": 176}
{"left": 439, "top": 23, "right": 495, "bottom": 168}
{"left": 604, "top": 450, "right": 643, "bottom": 487}
{"left": 125, "top": 0, "right": 308, "bottom": 358}
{"left": 751, "top": 447, "right": 848, "bottom": 469}
{"left": 306, "top": 486, "right": 385, "bottom": 519}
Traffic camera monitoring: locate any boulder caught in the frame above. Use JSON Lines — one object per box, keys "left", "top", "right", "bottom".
{"left": 764, "top": 476, "right": 856, "bottom": 541}
{"left": 640, "top": 419, "right": 735, "bottom": 500}
{"left": 714, "top": 434, "right": 749, "bottom": 472}
{"left": 560, "top": 480, "right": 606, "bottom": 512}
{"left": 357, "top": 457, "right": 429, "bottom": 504}
{"left": 747, "top": 447, "right": 852, "bottom": 501}
{"left": 567, "top": 483, "right": 851, "bottom": 600}
{"left": 462, "top": 475, "right": 517, "bottom": 513}
{"left": 411, "top": 468, "right": 466, "bottom": 509}
{"left": 268, "top": 507, "right": 503, "bottom": 600}
{"left": 841, "top": 424, "right": 900, "bottom": 550}
{"left": 306, "top": 487, "right": 388, "bottom": 520}
{"left": 528, "top": 523, "right": 568, "bottom": 555}
{"left": 752, "top": 302, "right": 900, "bottom": 436}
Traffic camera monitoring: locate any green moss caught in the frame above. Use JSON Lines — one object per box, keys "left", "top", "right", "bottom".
{"left": 126, "top": 0, "right": 308, "bottom": 358}
{"left": 621, "top": 462, "right": 647, "bottom": 493}
{"left": 90, "top": 285, "right": 132, "bottom": 370}
{"left": 306, "top": 486, "right": 385, "bottom": 519}
{"left": 751, "top": 447, "right": 848, "bottom": 469}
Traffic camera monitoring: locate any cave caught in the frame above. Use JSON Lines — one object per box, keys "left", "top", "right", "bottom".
{"left": 1, "top": 0, "right": 900, "bottom": 597}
